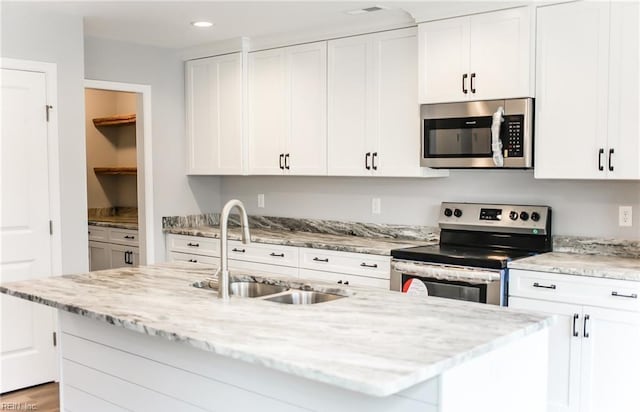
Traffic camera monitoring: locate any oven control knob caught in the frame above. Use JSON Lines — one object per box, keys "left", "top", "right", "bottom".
{"left": 453, "top": 209, "right": 463, "bottom": 218}
{"left": 520, "top": 211, "right": 529, "bottom": 221}
{"left": 509, "top": 211, "right": 519, "bottom": 221}
{"left": 531, "top": 212, "right": 541, "bottom": 222}
{"left": 444, "top": 208, "right": 453, "bottom": 217}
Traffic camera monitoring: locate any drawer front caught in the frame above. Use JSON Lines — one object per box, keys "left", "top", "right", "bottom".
{"left": 88, "top": 226, "right": 108, "bottom": 242}
{"left": 109, "top": 228, "right": 140, "bottom": 246}
{"left": 298, "top": 269, "right": 390, "bottom": 290}
{"left": 509, "top": 269, "right": 640, "bottom": 312}
{"left": 299, "top": 248, "right": 390, "bottom": 279}
{"left": 167, "top": 235, "right": 219, "bottom": 257}
{"left": 228, "top": 259, "right": 299, "bottom": 278}
{"left": 227, "top": 241, "right": 299, "bottom": 268}
{"left": 168, "top": 252, "right": 219, "bottom": 266}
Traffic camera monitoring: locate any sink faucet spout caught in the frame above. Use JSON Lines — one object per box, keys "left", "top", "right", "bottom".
{"left": 219, "top": 199, "right": 251, "bottom": 300}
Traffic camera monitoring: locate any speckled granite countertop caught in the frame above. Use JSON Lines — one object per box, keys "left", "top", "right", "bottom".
{"left": 89, "top": 218, "right": 138, "bottom": 231}
{"left": 164, "top": 226, "right": 434, "bottom": 256}
{"left": 0, "top": 262, "right": 552, "bottom": 397}
{"left": 508, "top": 252, "right": 640, "bottom": 282}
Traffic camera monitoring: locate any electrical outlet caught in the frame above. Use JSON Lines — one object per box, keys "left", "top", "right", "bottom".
{"left": 372, "top": 198, "right": 381, "bottom": 215}
{"left": 258, "top": 194, "right": 265, "bottom": 208}
{"left": 619, "top": 206, "right": 632, "bottom": 227}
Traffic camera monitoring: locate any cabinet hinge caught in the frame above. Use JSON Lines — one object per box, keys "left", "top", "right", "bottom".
{"left": 49, "top": 220, "right": 53, "bottom": 235}
{"left": 46, "top": 105, "right": 53, "bottom": 122}
{"left": 53, "top": 331, "right": 57, "bottom": 347}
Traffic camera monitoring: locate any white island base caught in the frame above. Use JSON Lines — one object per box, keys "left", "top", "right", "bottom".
{"left": 58, "top": 311, "right": 548, "bottom": 412}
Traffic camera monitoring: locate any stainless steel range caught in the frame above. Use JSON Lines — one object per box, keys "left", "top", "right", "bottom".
{"left": 390, "top": 202, "right": 552, "bottom": 306}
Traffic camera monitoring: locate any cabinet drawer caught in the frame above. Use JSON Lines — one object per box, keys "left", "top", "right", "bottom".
{"left": 298, "top": 268, "right": 389, "bottom": 290}
{"left": 299, "top": 248, "right": 390, "bottom": 279}
{"left": 109, "top": 228, "right": 139, "bottom": 247}
{"left": 168, "top": 252, "right": 219, "bottom": 266}
{"left": 227, "top": 259, "right": 299, "bottom": 278}
{"left": 88, "top": 226, "right": 108, "bottom": 242}
{"left": 167, "top": 235, "right": 219, "bottom": 257}
{"left": 510, "top": 269, "right": 640, "bottom": 312}
{"left": 227, "top": 241, "right": 299, "bottom": 268}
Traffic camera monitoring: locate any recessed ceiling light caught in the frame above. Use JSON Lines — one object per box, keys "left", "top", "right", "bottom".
{"left": 191, "top": 21, "right": 213, "bottom": 28}
{"left": 346, "top": 6, "right": 388, "bottom": 15}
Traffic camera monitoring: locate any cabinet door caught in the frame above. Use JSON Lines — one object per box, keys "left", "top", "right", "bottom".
{"left": 509, "top": 297, "right": 582, "bottom": 412}
{"left": 286, "top": 42, "right": 327, "bottom": 176}
{"left": 327, "top": 35, "right": 372, "bottom": 176}
{"left": 186, "top": 53, "right": 244, "bottom": 175}
{"left": 248, "top": 48, "right": 286, "bottom": 175}
{"left": 109, "top": 244, "right": 139, "bottom": 269}
{"left": 535, "top": 2, "right": 610, "bottom": 179}
{"left": 607, "top": 1, "right": 640, "bottom": 179}
{"left": 469, "top": 7, "right": 532, "bottom": 101}
{"left": 579, "top": 306, "right": 640, "bottom": 412}
{"left": 418, "top": 16, "right": 470, "bottom": 104}
{"left": 89, "top": 241, "right": 111, "bottom": 271}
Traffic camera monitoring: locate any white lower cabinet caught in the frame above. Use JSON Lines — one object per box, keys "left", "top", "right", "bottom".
{"left": 110, "top": 244, "right": 140, "bottom": 268}
{"left": 89, "top": 241, "right": 111, "bottom": 271}
{"left": 509, "top": 269, "right": 640, "bottom": 412}
{"left": 89, "top": 227, "right": 139, "bottom": 270}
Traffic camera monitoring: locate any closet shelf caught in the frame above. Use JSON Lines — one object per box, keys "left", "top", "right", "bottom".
{"left": 92, "top": 114, "right": 136, "bottom": 127}
{"left": 94, "top": 167, "right": 137, "bottom": 175}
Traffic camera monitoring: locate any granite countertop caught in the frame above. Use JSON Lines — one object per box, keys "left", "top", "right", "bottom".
{"left": 0, "top": 262, "right": 552, "bottom": 397}
{"left": 164, "top": 225, "right": 434, "bottom": 256}
{"left": 508, "top": 252, "right": 640, "bottom": 282}
{"left": 89, "top": 217, "right": 138, "bottom": 231}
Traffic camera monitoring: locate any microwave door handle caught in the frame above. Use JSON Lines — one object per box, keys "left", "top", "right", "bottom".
{"left": 491, "top": 107, "right": 505, "bottom": 167}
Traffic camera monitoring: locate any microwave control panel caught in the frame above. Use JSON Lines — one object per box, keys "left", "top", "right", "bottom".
{"left": 503, "top": 115, "right": 524, "bottom": 158}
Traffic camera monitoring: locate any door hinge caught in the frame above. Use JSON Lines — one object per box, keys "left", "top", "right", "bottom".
{"left": 46, "top": 105, "right": 53, "bottom": 122}
{"left": 53, "top": 331, "right": 57, "bottom": 347}
{"left": 49, "top": 220, "right": 53, "bottom": 235}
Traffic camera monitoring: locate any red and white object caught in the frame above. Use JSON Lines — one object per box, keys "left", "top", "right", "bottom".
{"left": 402, "top": 278, "right": 430, "bottom": 297}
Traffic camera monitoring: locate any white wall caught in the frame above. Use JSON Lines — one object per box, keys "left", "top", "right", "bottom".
{"left": 220, "top": 172, "right": 640, "bottom": 239}
{"left": 1, "top": 5, "right": 88, "bottom": 274}
{"left": 83, "top": 37, "right": 222, "bottom": 260}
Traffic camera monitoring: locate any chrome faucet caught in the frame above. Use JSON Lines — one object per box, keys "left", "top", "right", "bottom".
{"left": 218, "top": 199, "right": 251, "bottom": 300}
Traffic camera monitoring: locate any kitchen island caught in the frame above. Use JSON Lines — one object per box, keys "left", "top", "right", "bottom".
{"left": 1, "top": 263, "right": 552, "bottom": 412}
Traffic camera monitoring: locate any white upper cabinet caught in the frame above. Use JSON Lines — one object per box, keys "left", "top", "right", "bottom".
{"left": 328, "top": 27, "right": 447, "bottom": 178}
{"left": 186, "top": 53, "right": 244, "bottom": 174}
{"left": 535, "top": 1, "right": 639, "bottom": 180}
{"left": 248, "top": 42, "right": 327, "bottom": 175}
{"left": 419, "top": 6, "right": 533, "bottom": 104}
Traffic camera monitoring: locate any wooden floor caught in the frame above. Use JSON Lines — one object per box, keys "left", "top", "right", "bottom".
{"left": 1, "top": 382, "right": 60, "bottom": 412}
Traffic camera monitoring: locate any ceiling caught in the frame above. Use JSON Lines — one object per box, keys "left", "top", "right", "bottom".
{"left": 4, "top": 1, "right": 526, "bottom": 50}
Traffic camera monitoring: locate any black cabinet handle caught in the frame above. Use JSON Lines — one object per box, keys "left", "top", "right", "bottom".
{"left": 313, "top": 257, "right": 329, "bottom": 262}
{"left": 598, "top": 148, "right": 604, "bottom": 171}
{"left": 344, "top": 281, "right": 349, "bottom": 285}
{"left": 187, "top": 242, "right": 199, "bottom": 247}
{"left": 124, "top": 235, "right": 135, "bottom": 239}
{"left": 533, "top": 282, "right": 556, "bottom": 290}
{"left": 269, "top": 252, "right": 285, "bottom": 257}
{"left": 284, "top": 154, "right": 290, "bottom": 170}
{"left": 188, "top": 259, "right": 198, "bottom": 263}
{"left": 337, "top": 280, "right": 343, "bottom": 284}
{"left": 124, "top": 251, "right": 128, "bottom": 264}
{"left": 360, "top": 262, "right": 378, "bottom": 268}
{"left": 279, "top": 153, "right": 284, "bottom": 170}
{"left": 124, "top": 251, "right": 133, "bottom": 265}
{"left": 232, "top": 248, "right": 245, "bottom": 253}
{"left": 612, "top": 291, "right": 638, "bottom": 299}
{"left": 365, "top": 152, "right": 371, "bottom": 170}
{"left": 462, "top": 73, "right": 468, "bottom": 94}
{"left": 572, "top": 313, "right": 579, "bottom": 337}
{"left": 372, "top": 152, "right": 378, "bottom": 170}
{"left": 470, "top": 73, "right": 476, "bottom": 93}
{"left": 583, "top": 314, "right": 590, "bottom": 338}
{"left": 608, "top": 148, "right": 614, "bottom": 172}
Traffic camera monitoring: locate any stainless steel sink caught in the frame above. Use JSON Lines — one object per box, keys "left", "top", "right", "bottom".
{"left": 230, "top": 281, "right": 289, "bottom": 298}
{"left": 263, "top": 290, "right": 345, "bottom": 305}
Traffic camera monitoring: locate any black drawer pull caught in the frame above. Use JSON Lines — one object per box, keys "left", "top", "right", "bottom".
{"left": 270, "top": 252, "right": 285, "bottom": 257}
{"left": 124, "top": 235, "right": 135, "bottom": 239}
{"left": 313, "top": 257, "right": 329, "bottom": 263}
{"left": 533, "top": 282, "right": 556, "bottom": 290}
{"left": 344, "top": 280, "right": 349, "bottom": 285}
{"left": 337, "top": 280, "right": 342, "bottom": 284}
{"left": 188, "top": 259, "right": 198, "bottom": 263}
{"left": 572, "top": 313, "right": 579, "bottom": 337}
{"left": 360, "top": 262, "right": 378, "bottom": 268}
{"left": 187, "top": 242, "right": 199, "bottom": 247}
{"left": 232, "top": 248, "right": 245, "bottom": 253}
{"left": 583, "top": 314, "right": 590, "bottom": 338}
{"left": 611, "top": 291, "right": 638, "bottom": 299}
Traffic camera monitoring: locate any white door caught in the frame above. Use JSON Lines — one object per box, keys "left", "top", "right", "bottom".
{"left": 509, "top": 297, "right": 582, "bottom": 412}
{"left": 109, "top": 245, "right": 139, "bottom": 269}
{"left": 534, "top": 2, "right": 610, "bottom": 179}
{"left": 418, "top": 16, "right": 470, "bottom": 104}
{"left": 88, "top": 241, "right": 111, "bottom": 271}
{"left": 248, "top": 48, "right": 286, "bottom": 175}
{"left": 286, "top": 42, "right": 327, "bottom": 176}
{"left": 0, "top": 68, "right": 57, "bottom": 392}
{"left": 327, "top": 35, "right": 372, "bottom": 176}
{"left": 579, "top": 306, "right": 640, "bottom": 412}
{"left": 607, "top": 1, "right": 640, "bottom": 179}
{"left": 469, "top": 7, "right": 532, "bottom": 101}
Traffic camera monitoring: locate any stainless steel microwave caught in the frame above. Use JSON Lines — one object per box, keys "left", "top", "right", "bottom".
{"left": 420, "top": 98, "right": 534, "bottom": 169}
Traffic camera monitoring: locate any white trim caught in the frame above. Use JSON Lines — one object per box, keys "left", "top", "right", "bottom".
{"left": 83, "top": 79, "right": 155, "bottom": 264}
